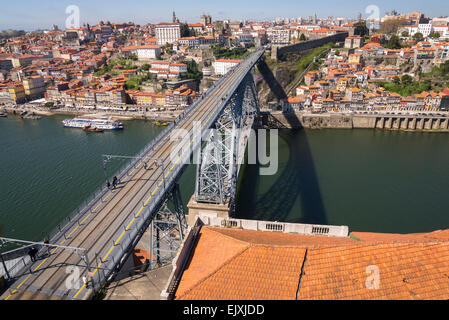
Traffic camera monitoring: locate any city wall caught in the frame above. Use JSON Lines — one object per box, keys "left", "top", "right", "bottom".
{"left": 262, "top": 112, "right": 449, "bottom": 132}
{"left": 271, "top": 32, "right": 349, "bottom": 61}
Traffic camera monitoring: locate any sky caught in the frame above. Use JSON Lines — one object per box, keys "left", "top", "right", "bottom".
{"left": 0, "top": 0, "right": 448, "bottom": 31}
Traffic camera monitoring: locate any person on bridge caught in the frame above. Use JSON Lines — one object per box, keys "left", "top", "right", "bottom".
{"left": 106, "top": 180, "right": 111, "bottom": 190}
{"left": 43, "top": 238, "right": 51, "bottom": 256}
{"left": 28, "top": 247, "right": 38, "bottom": 262}
{"left": 112, "top": 176, "right": 118, "bottom": 189}
{"left": 144, "top": 163, "right": 148, "bottom": 170}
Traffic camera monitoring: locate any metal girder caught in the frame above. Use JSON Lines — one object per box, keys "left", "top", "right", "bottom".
{"left": 0, "top": 237, "right": 91, "bottom": 282}
{"left": 149, "top": 183, "right": 187, "bottom": 270}
{"left": 195, "top": 73, "right": 260, "bottom": 209}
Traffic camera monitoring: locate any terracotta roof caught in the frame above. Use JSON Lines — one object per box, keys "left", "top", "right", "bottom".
{"left": 173, "top": 226, "right": 449, "bottom": 300}
{"left": 298, "top": 242, "right": 449, "bottom": 300}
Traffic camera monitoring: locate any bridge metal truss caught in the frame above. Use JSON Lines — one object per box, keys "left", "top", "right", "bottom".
{"left": 149, "top": 183, "right": 187, "bottom": 269}
{"left": 195, "top": 73, "right": 260, "bottom": 212}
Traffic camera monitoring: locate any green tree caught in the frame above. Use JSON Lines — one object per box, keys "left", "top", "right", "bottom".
{"left": 392, "top": 76, "right": 401, "bottom": 84}
{"left": 401, "top": 74, "right": 413, "bottom": 85}
{"left": 401, "top": 31, "right": 409, "bottom": 38}
{"left": 429, "top": 32, "right": 441, "bottom": 39}
{"left": 180, "top": 60, "right": 203, "bottom": 81}
{"left": 141, "top": 64, "right": 150, "bottom": 71}
{"left": 181, "top": 24, "right": 191, "bottom": 37}
{"left": 385, "top": 35, "right": 402, "bottom": 49}
{"left": 299, "top": 33, "right": 306, "bottom": 41}
{"left": 354, "top": 21, "right": 369, "bottom": 37}
{"left": 413, "top": 32, "right": 424, "bottom": 42}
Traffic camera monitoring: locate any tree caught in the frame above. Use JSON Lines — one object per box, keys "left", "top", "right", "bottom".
{"left": 181, "top": 24, "right": 190, "bottom": 37}
{"left": 299, "top": 33, "right": 306, "bottom": 41}
{"left": 401, "top": 31, "right": 409, "bottom": 38}
{"left": 379, "top": 17, "right": 407, "bottom": 35}
{"left": 393, "top": 76, "right": 401, "bottom": 84}
{"left": 413, "top": 32, "right": 424, "bottom": 42}
{"left": 141, "top": 64, "right": 150, "bottom": 71}
{"left": 354, "top": 21, "right": 369, "bottom": 37}
{"left": 401, "top": 74, "right": 413, "bottom": 85}
{"left": 180, "top": 60, "right": 203, "bottom": 81}
{"left": 429, "top": 32, "right": 441, "bottom": 39}
{"left": 385, "top": 35, "right": 402, "bottom": 49}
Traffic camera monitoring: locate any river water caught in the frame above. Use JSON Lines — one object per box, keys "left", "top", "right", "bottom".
{"left": 1, "top": 115, "right": 449, "bottom": 242}
{"left": 237, "top": 129, "right": 449, "bottom": 234}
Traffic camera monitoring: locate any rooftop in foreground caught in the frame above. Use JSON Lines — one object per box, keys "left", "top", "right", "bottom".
{"left": 162, "top": 216, "right": 449, "bottom": 300}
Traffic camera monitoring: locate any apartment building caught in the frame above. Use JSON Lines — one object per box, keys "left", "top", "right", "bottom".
{"left": 22, "top": 75, "right": 46, "bottom": 99}
{"left": 271, "top": 28, "right": 291, "bottom": 45}
{"left": 122, "top": 45, "right": 162, "bottom": 61}
{"left": 155, "top": 23, "right": 182, "bottom": 46}
{"left": 213, "top": 59, "right": 242, "bottom": 76}
{"left": 0, "top": 82, "right": 26, "bottom": 103}
{"left": 345, "top": 35, "right": 364, "bottom": 49}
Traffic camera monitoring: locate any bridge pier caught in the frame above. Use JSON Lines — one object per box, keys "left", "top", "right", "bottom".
{"left": 410, "top": 118, "right": 417, "bottom": 130}
{"left": 187, "top": 196, "right": 231, "bottom": 227}
{"left": 417, "top": 119, "right": 425, "bottom": 130}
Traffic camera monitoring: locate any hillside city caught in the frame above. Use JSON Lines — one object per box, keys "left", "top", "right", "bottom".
{"left": 4, "top": 5, "right": 449, "bottom": 303}
{"left": 1, "top": 11, "right": 449, "bottom": 118}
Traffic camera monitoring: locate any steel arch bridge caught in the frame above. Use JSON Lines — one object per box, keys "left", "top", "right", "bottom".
{"left": 1, "top": 48, "right": 265, "bottom": 300}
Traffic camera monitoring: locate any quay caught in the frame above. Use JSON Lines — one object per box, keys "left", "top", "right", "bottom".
{"left": 262, "top": 111, "right": 449, "bottom": 132}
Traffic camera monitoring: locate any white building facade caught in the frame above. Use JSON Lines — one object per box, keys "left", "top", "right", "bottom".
{"left": 156, "top": 23, "right": 182, "bottom": 46}
{"left": 213, "top": 59, "right": 242, "bottom": 76}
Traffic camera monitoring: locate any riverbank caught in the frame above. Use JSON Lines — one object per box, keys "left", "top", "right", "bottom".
{"left": 262, "top": 111, "right": 449, "bottom": 132}
{"left": 2, "top": 106, "right": 180, "bottom": 122}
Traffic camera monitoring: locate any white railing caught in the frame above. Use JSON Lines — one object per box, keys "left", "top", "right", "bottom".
{"left": 198, "top": 214, "right": 349, "bottom": 238}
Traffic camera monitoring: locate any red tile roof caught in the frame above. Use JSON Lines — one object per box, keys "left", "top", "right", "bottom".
{"left": 173, "top": 226, "right": 449, "bottom": 300}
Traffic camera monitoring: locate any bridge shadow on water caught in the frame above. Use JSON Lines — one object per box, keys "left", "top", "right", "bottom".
{"left": 237, "top": 116, "right": 328, "bottom": 225}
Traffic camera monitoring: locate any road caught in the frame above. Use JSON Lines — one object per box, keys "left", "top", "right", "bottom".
{"left": 2, "top": 49, "right": 264, "bottom": 301}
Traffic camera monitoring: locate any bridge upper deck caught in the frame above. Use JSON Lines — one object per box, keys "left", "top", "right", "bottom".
{"left": 2, "top": 48, "right": 265, "bottom": 300}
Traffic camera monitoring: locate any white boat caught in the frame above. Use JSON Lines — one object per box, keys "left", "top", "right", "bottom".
{"left": 62, "top": 117, "right": 124, "bottom": 131}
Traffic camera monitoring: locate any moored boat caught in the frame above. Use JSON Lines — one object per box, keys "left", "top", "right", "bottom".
{"left": 62, "top": 116, "right": 124, "bottom": 131}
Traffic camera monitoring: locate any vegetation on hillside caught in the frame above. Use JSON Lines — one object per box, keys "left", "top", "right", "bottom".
{"left": 213, "top": 46, "right": 249, "bottom": 60}
{"left": 285, "top": 42, "right": 334, "bottom": 92}
{"left": 180, "top": 60, "right": 203, "bottom": 81}
{"left": 378, "top": 75, "right": 432, "bottom": 97}
{"left": 124, "top": 73, "right": 154, "bottom": 90}
{"left": 93, "top": 58, "right": 138, "bottom": 77}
